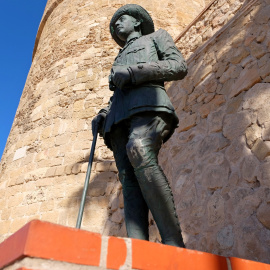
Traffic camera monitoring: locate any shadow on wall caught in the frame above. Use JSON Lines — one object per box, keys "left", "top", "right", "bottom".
{"left": 66, "top": 151, "right": 125, "bottom": 236}
{"left": 162, "top": 0, "right": 270, "bottom": 264}
{"left": 69, "top": 147, "right": 162, "bottom": 242}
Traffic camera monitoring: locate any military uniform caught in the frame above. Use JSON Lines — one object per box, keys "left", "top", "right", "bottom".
{"left": 103, "top": 29, "right": 187, "bottom": 148}
{"left": 95, "top": 4, "right": 187, "bottom": 247}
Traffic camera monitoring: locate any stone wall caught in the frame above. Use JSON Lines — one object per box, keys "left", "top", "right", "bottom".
{"left": 160, "top": 0, "right": 270, "bottom": 264}
{"left": 0, "top": 0, "right": 209, "bottom": 243}
{"left": 175, "top": 0, "right": 247, "bottom": 59}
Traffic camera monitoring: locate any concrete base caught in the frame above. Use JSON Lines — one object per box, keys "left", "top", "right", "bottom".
{"left": 0, "top": 220, "right": 269, "bottom": 270}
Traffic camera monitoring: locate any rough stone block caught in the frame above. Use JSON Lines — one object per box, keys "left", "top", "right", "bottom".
{"left": 177, "top": 181, "right": 197, "bottom": 211}
{"left": 96, "top": 161, "right": 111, "bottom": 172}
{"left": 226, "top": 92, "right": 244, "bottom": 114}
{"left": 55, "top": 134, "right": 71, "bottom": 146}
{"left": 198, "top": 133, "right": 229, "bottom": 158}
{"left": 40, "top": 200, "right": 55, "bottom": 212}
{"left": 76, "top": 70, "right": 88, "bottom": 79}
{"left": 219, "top": 65, "right": 242, "bottom": 84}
{"left": 217, "top": 225, "right": 234, "bottom": 249}
{"left": 254, "top": 5, "right": 270, "bottom": 24}
{"left": 65, "top": 164, "right": 73, "bottom": 175}
{"left": 109, "top": 162, "right": 118, "bottom": 173}
{"left": 5, "top": 185, "right": 22, "bottom": 198}
{"left": 110, "top": 197, "right": 119, "bottom": 212}
{"left": 199, "top": 95, "right": 225, "bottom": 118}
{"left": 50, "top": 158, "right": 63, "bottom": 167}
{"left": 262, "top": 122, "right": 270, "bottom": 141}
{"left": 258, "top": 53, "right": 270, "bottom": 68}
{"left": 45, "top": 167, "right": 56, "bottom": 178}
{"left": 195, "top": 73, "right": 218, "bottom": 93}
{"left": 42, "top": 211, "right": 60, "bottom": 223}
{"left": 223, "top": 111, "right": 254, "bottom": 140}
{"left": 10, "top": 218, "right": 28, "bottom": 234}
{"left": 87, "top": 180, "right": 107, "bottom": 197}
{"left": 111, "top": 209, "right": 124, "bottom": 224}
{"left": 1, "top": 209, "right": 11, "bottom": 220}
{"left": 7, "top": 193, "right": 24, "bottom": 208}
{"left": 243, "top": 83, "right": 270, "bottom": 110}
{"left": 24, "top": 168, "right": 48, "bottom": 182}
{"left": 96, "top": 171, "right": 117, "bottom": 183}
{"left": 203, "top": 93, "right": 215, "bottom": 103}
{"left": 251, "top": 139, "right": 270, "bottom": 160}
{"left": 230, "top": 64, "right": 261, "bottom": 98}
{"left": 207, "top": 109, "right": 224, "bottom": 132}
{"left": 13, "top": 146, "right": 28, "bottom": 161}
{"left": 55, "top": 166, "right": 66, "bottom": 176}
{"left": 240, "top": 55, "right": 255, "bottom": 68}
{"left": 225, "top": 136, "right": 248, "bottom": 164}
{"left": 245, "top": 123, "right": 261, "bottom": 148}
{"left": 257, "top": 162, "right": 270, "bottom": 187}
{"left": 105, "top": 182, "right": 116, "bottom": 195}
{"left": 257, "top": 202, "right": 270, "bottom": 229}
{"left": 229, "top": 47, "right": 249, "bottom": 64}
{"left": 12, "top": 205, "right": 29, "bottom": 218}
{"left": 0, "top": 220, "right": 11, "bottom": 235}
{"left": 249, "top": 41, "right": 267, "bottom": 59}
{"left": 8, "top": 176, "right": 24, "bottom": 187}
{"left": 259, "top": 58, "right": 270, "bottom": 79}
{"left": 72, "top": 163, "right": 81, "bottom": 174}
{"left": 73, "top": 83, "right": 86, "bottom": 91}
{"left": 41, "top": 126, "right": 52, "bottom": 139}
{"left": 193, "top": 65, "right": 212, "bottom": 87}
{"left": 178, "top": 113, "right": 197, "bottom": 132}
{"left": 41, "top": 138, "right": 55, "bottom": 149}
{"left": 80, "top": 162, "right": 89, "bottom": 173}
{"left": 258, "top": 107, "right": 270, "bottom": 126}
{"left": 23, "top": 132, "right": 39, "bottom": 146}
{"left": 241, "top": 155, "right": 260, "bottom": 183}
{"left": 73, "top": 108, "right": 95, "bottom": 119}
{"left": 202, "top": 162, "right": 230, "bottom": 190}
{"left": 218, "top": 78, "right": 235, "bottom": 96}
{"left": 73, "top": 100, "right": 84, "bottom": 112}
{"left": 207, "top": 192, "right": 225, "bottom": 226}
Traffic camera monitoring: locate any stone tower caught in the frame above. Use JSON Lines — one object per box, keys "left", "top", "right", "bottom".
{"left": 0, "top": 0, "right": 209, "bottom": 242}
{"left": 1, "top": 0, "right": 270, "bottom": 265}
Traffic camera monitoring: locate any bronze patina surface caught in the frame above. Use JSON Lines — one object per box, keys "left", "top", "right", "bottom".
{"left": 92, "top": 4, "right": 187, "bottom": 247}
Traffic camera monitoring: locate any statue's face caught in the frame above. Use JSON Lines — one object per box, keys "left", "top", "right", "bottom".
{"left": 115, "top": 15, "right": 138, "bottom": 41}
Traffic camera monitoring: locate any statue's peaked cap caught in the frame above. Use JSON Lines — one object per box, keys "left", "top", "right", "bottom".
{"left": 110, "top": 4, "right": 155, "bottom": 47}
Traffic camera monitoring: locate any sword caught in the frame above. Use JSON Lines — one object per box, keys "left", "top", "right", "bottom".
{"left": 76, "top": 123, "right": 98, "bottom": 229}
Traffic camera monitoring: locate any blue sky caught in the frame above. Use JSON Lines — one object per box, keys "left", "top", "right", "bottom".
{"left": 0, "top": 0, "right": 47, "bottom": 160}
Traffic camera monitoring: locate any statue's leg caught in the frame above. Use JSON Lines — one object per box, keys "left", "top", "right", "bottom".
{"left": 126, "top": 112, "right": 185, "bottom": 248}
{"left": 110, "top": 123, "right": 149, "bottom": 240}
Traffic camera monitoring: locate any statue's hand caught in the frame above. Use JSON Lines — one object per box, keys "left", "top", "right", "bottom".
{"left": 92, "top": 112, "right": 106, "bottom": 136}
{"left": 111, "top": 66, "right": 131, "bottom": 90}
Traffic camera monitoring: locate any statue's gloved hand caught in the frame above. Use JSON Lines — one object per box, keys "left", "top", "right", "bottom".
{"left": 92, "top": 112, "right": 106, "bottom": 137}
{"left": 111, "top": 66, "right": 131, "bottom": 90}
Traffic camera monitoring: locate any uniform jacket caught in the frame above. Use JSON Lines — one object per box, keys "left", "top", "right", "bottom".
{"left": 102, "top": 29, "right": 188, "bottom": 148}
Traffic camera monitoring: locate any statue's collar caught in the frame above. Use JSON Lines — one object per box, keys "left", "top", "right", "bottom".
{"left": 119, "top": 37, "right": 140, "bottom": 53}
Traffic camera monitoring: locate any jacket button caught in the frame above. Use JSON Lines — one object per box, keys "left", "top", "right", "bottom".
{"left": 138, "top": 65, "right": 144, "bottom": 69}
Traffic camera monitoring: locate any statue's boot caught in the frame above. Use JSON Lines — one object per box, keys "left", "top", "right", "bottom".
{"left": 134, "top": 163, "right": 185, "bottom": 247}
{"left": 126, "top": 113, "right": 185, "bottom": 248}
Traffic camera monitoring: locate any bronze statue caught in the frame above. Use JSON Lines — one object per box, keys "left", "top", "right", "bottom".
{"left": 92, "top": 4, "right": 187, "bottom": 247}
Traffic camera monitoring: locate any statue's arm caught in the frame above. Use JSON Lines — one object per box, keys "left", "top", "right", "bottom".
{"left": 128, "top": 29, "right": 188, "bottom": 85}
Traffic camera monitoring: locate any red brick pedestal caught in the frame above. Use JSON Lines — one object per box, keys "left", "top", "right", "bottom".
{"left": 0, "top": 220, "right": 269, "bottom": 270}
